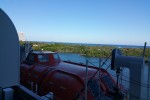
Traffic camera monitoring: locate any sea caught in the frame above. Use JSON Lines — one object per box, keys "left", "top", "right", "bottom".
{"left": 59, "top": 42, "right": 150, "bottom": 48}
{"left": 31, "top": 41, "right": 150, "bottom": 48}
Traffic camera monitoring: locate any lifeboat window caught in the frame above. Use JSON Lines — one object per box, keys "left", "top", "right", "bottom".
{"left": 38, "top": 55, "right": 49, "bottom": 62}
{"left": 102, "top": 76, "right": 115, "bottom": 89}
{"left": 53, "top": 53, "right": 60, "bottom": 61}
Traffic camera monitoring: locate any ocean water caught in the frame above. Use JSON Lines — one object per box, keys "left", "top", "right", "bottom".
{"left": 31, "top": 41, "right": 150, "bottom": 48}
{"left": 61, "top": 43, "right": 150, "bottom": 48}
{"left": 59, "top": 52, "right": 150, "bottom": 100}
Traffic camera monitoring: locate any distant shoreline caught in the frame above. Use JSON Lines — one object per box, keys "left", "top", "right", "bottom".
{"left": 26, "top": 41, "right": 150, "bottom": 49}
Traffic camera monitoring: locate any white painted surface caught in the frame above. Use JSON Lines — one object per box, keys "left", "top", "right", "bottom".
{"left": 115, "top": 55, "right": 144, "bottom": 100}
{"left": 0, "top": 8, "right": 20, "bottom": 88}
{"left": 3, "top": 88, "right": 14, "bottom": 100}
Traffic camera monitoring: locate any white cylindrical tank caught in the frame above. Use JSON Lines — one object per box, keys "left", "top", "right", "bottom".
{"left": 0, "top": 8, "right": 20, "bottom": 88}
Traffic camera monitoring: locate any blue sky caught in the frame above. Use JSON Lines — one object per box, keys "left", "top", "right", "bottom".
{"left": 0, "top": 0, "right": 150, "bottom": 45}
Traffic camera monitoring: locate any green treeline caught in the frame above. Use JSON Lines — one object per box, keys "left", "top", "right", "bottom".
{"left": 20, "top": 41, "right": 150, "bottom": 58}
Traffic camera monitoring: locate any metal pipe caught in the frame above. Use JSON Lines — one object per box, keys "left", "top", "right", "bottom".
{"left": 35, "top": 84, "right": 38, "bottom": 94}
{"left": 142, "top": 42, "right": 147, "bottom": 57}
{"left": 98, "top": 58, "right": 101, "bottom": 100}
{"left": 116, "top": 68, "right": 120, "bottom": 87}
{"left": 147, "top": 57, "right": 150, "bottom": 100}
{"left": 0, "top": 87, "right": 2, "bottom": 100}
{"left": 31, "top": 82, "right": 34, "bottom": 91}
{"left": 85, "top": 60, "right": 88, "bottom": 100}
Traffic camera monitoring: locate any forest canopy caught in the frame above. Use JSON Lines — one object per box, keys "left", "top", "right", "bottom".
{"left": 20, "top": 41, "right": 150, "bottom": 59}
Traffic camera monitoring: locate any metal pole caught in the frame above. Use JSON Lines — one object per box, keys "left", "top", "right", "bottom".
{"left": 85, "top": 60, "right": 88, "bottom": 100}
{"left": 120, "top": 68, "right": 123, "bottom": 85}
{"left": 31, "top": 82, "right": 34, "bottom": 91}
{"left": 116, "top": 68, "right": 120, "bottom": 87}
{"left": 142, "top": 42, "right": 147, "bottom": 57}
{"left": 35, "top": 84, "right": 38, "bottom": 94}
{"left": 147, "top": 57, "right": 150, "bottom": 100}
{"left": 98, "top": 58, "right": 101, "bottom": 100}
{"left": 0, "top": 87, "right": 2, "bottom": 100}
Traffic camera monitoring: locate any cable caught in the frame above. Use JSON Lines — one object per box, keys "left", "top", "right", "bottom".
{"left": 89, "top": 54, "right": 112, "bottom": 81}
{"left": 94, "top": 64, "right": 111, "bottom": 82}
{"left": 119, "top": 67, "right": 124, "bottom": 85}
{"left": 120, "top": 74, "right": 150, "bottom": 88}
{"left": 98, "top": 61, "right": 150, "bottom": 88}
{"left": 110, "top": 74, "right": 150, "bottom": 88}
{"left": 88, "top": 62, "right": 97, "bottom": 67}
{"left": 78, "top": 55, "right": 112, "bottom": 98}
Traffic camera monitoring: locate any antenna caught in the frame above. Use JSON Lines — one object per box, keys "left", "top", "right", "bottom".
{"left": 142, "top": 42, "right": 147, "bottom": 58}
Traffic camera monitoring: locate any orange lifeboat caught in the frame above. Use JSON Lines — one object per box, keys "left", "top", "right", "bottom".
{"left": 20, "top": 51, "right": 128, "bottom": 100}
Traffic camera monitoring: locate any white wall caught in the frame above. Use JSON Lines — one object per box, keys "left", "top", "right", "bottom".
{"left": 0, "top": 9, "right": 20, "bottom": 88}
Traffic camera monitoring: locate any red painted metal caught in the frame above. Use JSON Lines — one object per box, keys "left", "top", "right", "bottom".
{"left": 20, "top": 51, "right": 127, "bottom": 100}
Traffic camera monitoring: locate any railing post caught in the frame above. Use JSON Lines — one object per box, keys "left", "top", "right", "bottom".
{"left": 0, "top": 87, "right": 2, "bottom": 100}
{"left": 35, "top": 84, "right": 38, "bottom": 94}
{"left": 98, "top": 58, "right": 101, "bottom": 100}
{"left": 142, "top": 42, "right": 147, "bottom": 57}
{"left": 31, "top": 82, "right": 34, "bottom": 92}
{"left": 147, "top": 57, "right": 150, "bottom": 100}
{"left": 85, "top": 60, "right": 88, "bottom": 100}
